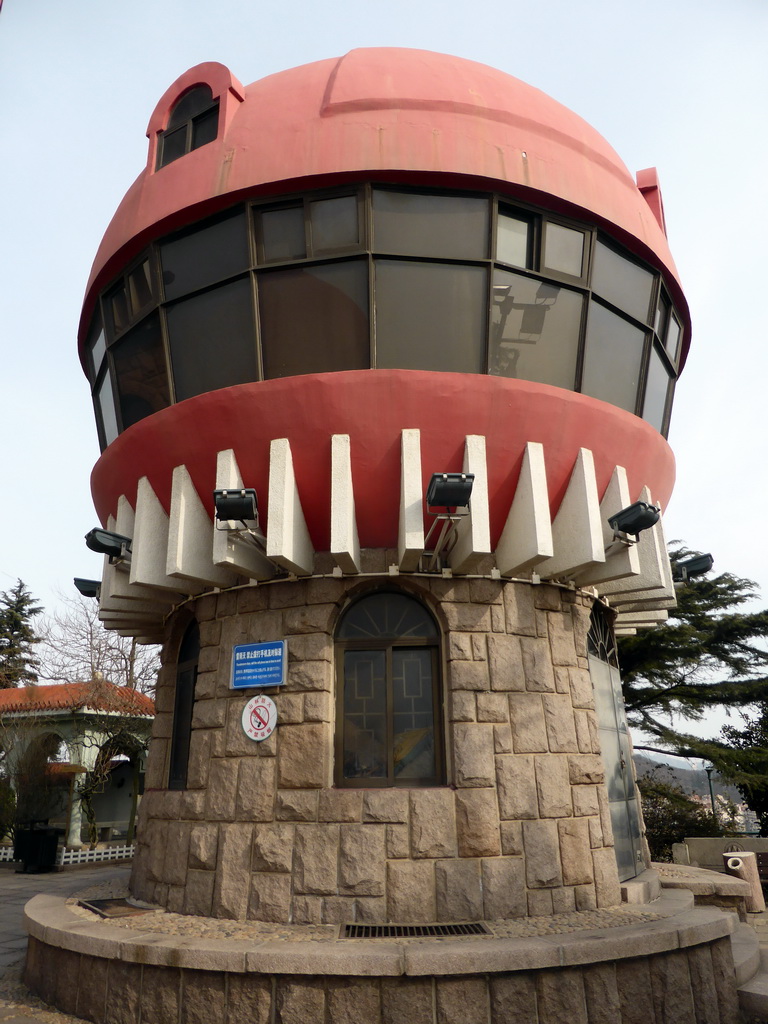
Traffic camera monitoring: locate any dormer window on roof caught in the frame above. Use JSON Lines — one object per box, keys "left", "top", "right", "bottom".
{"left": 156, "top": 85, "right": 219, "bottom": 169}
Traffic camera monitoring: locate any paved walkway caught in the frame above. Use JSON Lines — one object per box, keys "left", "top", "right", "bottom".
{"left": 0, "top": 863, "right": 130, "bottom": 1023}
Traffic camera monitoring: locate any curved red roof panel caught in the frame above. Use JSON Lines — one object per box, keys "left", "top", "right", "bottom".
{"left": 80, "top": 48, "right": 689, "bottom": 362}
{"left": 0, "top": 681, "right": 154, "bottom": 716}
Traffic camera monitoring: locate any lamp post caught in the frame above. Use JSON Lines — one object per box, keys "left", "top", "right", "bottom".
{"left": 704, "top": 765, "right": 718, "bottom": 821}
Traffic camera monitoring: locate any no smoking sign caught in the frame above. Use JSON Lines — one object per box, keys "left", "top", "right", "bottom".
{"left": 241, "top": 694, "right": 278, "bottom": 742}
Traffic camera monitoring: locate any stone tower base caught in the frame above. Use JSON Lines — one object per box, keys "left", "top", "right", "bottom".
{"left": 23, "top": 888, "right": 742, "bottom": 1024}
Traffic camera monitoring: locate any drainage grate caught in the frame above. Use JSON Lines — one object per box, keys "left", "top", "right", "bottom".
{"left": 77, "top": 898, "right": 155, "bottom": 919}
{"left": 342, "top": 922, "right": 491, "bottom": 939}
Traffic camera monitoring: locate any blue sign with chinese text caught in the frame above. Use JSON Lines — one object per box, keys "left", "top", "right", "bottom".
{"left": 231, "top": 641, "right": 286, "bottom": 689}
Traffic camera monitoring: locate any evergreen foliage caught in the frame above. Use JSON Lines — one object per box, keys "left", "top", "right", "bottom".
{"left": 722, "top": 709, "right": 768, "bottom": 836}
{"left": 636, "top": 770, "right": 726, "bottom": 861}
{"left": 618, "top": 547, "right": 768, "bottom": 767}
{"left": 0, "top": 580, "right": 43, "bottom": 688}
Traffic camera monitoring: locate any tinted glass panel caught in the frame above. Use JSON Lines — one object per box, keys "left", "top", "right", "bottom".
{"left": 375, "top": 261, "right": 485, "bottom": 373}
{"left": 373, "top": 190, "right": 488, "bottom": 259}
{"left": 654, "top": 292, "right": 670, "bottom": 335}
{"left": 111, "top": 313, "right": 170, "bottom": 429}
{"left": 496, "top": 211, "right": 530, "bottom": 268}
{"left": 167, "top": 277, "right": 257, "bottom": 401}
{"left": 392, "top": 648, "right": 436, "bottom": 780}
{"left": 665, "top": 312, "right": 681, "bottom": 361}
{"left": 490, "top": 270, "right": 583, "bottom": 389}
{"left": 108, "top": 284, "right": 129, "bottom": 335}
{"left": 342, "top": 650, "right": 387, "bottom": 779}
{"left": 642, "top": 346, "right": 671, "bottom": 433}
{"left": 581, "top": 301, "right": 645, "bottom": 413}
{"left": 161, "top": 211, "right": 250, "bottom": 301}
{"left": 87, "top": 318, "right": 106, "bottom": 382}
{"left": 310, "top": 196, "right": 359, "bottom": 252}
{"left": 260, "top": 206, "right": 306, "bottom": 262}
{"left": 192, "top": 104, "right": 219, "bottom": 149}
{"left": 168, "top": 86, "right": 214, "bottom": 127}
{"left": 592, "top": 241, "right": 654, "bottom": 324}
{"left": 160, "top": 125, "right": 188, "bottom": 167}
{"left": 338, "top": 593, "right": 438, "bottom": 640}
{"left": 96, "top": 372, "right": 119, "bottom": 447}
{"left": 128, "top": 259, "right": 154, "bottom": 315}
{"left": 259, "top": 261, "right": 369, "bottom": 378}
{"left": 543, "top": 222, "right": 584, "bottom": 277}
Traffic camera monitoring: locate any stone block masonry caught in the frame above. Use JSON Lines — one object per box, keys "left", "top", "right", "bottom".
{"left": 131, "top": 576, "right": 627, "bottom": 923}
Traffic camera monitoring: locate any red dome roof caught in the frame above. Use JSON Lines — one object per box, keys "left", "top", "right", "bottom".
{"left": 80, "top": 48, "right": 688, "bottom": 354}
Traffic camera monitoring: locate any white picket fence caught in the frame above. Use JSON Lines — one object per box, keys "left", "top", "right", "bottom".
{"left": 0, "top": 843, "right": 134, "bottom": 865}
{"left": 56, "top": 844, "right": 135, "bottom": 866}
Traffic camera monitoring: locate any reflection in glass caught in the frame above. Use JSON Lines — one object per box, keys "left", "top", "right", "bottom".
{"left": 654, "top": 292, "right": 670, "bottom": 336}
{"left": 375, "top": 260, "right": 486, "bottom": 373}
{"left": 159, "top": 125, "right": 187, "bottom": 167}
{"left": 543, "top": 222, "right": 584, "bottom": 277}
{"left": 259, "top": 261, "right": 369, "bottom": 378}
{"left": 581, "top": 301, "right": 645, "bottom": 413}
{"left": 642, "top": 346, "right": 671, "bottom": 433}
{"left": 111, "top": 313, "right": 170, "bottom": 429}
{"left": 260, "top": 206, "right": 306, "bottom": 262}
{"left": 665, "top": 313, "right": 681, "bottom": 361}
{"left": 373, "top": 190, "right": 489, "bottom": 259}
{"left": 310, "top": 196, "right": 359, "bottom": 251}
{"left": 128, "top": 259, "right": 154, "bottom": 314}
{"left": 496, "top": 212, "right": 530, "bottom": 268}
{"left": 96, "top": 372, "right": 119, "bottom": 447}
{"left": 192, "top": 106, "right": 219, "bottom": 148}
{"left": 87, "top": 318, "right": 106, "bottom": 382}
{"left": 392, "top": 649, "right": 435, "bottom": 779}
{"left": 161, "top": 211, "right": 250, "bottom": 301}
{"left": 490, "top": 270, "right": 582, "bottom": 389}
{"left": 592, "top": 240, "right": 654, "bottom": 324}
{"left": 109, "top": 284, "right": 129, "bottom": 335}
{"left": 342, "top": 650, "right": 387, "bottom": 779}
{"left": 167, "top": 277, "right": 257, "bottom": 401}
{"left": 168, "top": 86, "right": 215, "bottom": 127}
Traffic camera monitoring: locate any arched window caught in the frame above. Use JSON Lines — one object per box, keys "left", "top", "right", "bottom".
{"left": 168, "top": 621, "right": 199, "bottom": 789}
{"left": 157, "top": 86, "right": 219, "bottom": 169}
{"left": 335, "top": 591, "right": 444, "bottom": 787}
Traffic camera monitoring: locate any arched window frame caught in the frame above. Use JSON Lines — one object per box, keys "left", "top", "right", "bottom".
{"left": 168, "top": 620, "right": 200, "bottom": 790}
{"left": 334, "top": 589, "right": 446, "bottom": 789}
{"left": 156, "top": 85, "right": 220, "bottom": 169}
{"left": 145, "top": 62, "right": 245, "bottom": 175}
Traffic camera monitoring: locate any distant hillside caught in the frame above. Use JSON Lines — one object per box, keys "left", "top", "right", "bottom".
{"left": 633, "top": 753, "right": 741, "bottom": 804}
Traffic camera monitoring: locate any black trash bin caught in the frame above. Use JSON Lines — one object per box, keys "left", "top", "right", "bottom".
{"left": 13, "top": 821, "right": 59, "bottom": 873}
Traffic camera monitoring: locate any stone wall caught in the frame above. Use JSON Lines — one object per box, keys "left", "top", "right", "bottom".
{"left": 24, "top": 934, "right": 741, "bottom": 1024}
{"left": 131, "top": 573, "right": 624, "bottom": 922}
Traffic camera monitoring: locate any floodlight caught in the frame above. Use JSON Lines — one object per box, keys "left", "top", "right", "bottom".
{"left": 74, "top": 578, "right": 101, "bottom": 599}
{"left": 607, "top": 502, "right": 660, "bottom": 541}
{"left": 213, "top": 488, "right": 258, "bottom": 524}
{"left": 673, "top": 553, "right": 714, "bottom": 582}
{"left": 85, "top": 528, "right": 132, "bottom": 563}
{"left": 426, "top": 473, "right": 474, "bottom": 510}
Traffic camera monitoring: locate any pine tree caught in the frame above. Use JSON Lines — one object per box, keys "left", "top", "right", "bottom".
{"left": 618, "top": 546, "right": 768, "bottom": 778}
{"left": 0, "top": 580, "right": 43, "bottom": 688}
{"left": 721, "top": 710, "right": 768, "bottom": 836}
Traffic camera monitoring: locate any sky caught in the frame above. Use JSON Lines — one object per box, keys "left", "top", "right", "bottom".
{"left": 0, "top": 0, "right": 766, "bottom": 728}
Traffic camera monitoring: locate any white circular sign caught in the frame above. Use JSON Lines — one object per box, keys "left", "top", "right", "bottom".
{"left": 241, "top": 694, "right": 278, "bottom": 742}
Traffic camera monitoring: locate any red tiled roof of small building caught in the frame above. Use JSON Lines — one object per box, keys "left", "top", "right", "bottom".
{"left": 0, "top": 681, "right": 154, "bottom": 717}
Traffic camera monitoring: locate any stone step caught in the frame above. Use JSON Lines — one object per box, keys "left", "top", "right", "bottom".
{"left": 733, "top": 924, "right": 761, "bottom": 987}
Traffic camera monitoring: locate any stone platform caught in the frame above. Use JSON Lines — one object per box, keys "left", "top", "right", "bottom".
{"left": 23, "top": 887, "right": 743, "bottom": 1024}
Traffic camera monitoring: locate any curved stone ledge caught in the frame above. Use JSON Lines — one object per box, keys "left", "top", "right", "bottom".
{"left": 24, "top": 890, "right": 732, "bottom": 978}
{"left": 23, "top": 890, "right": 743, "bottom": 1024}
